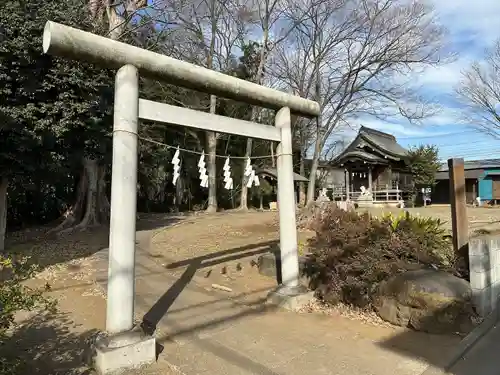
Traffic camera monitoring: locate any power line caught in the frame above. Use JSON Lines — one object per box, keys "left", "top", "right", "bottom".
{"left": 437, "top": 146, "right": 498, "bottom": 153}
{"left": 398, "top": 130, "right": 478, "bottom": 140}
{"left": 439, "top": 147, "right": 500, "bottom": 153}
{"left": 438, "top": 150, "right": 500, "bottom": 160}
{"left": 432, "top": 141, "right": 490, "bottom": 149}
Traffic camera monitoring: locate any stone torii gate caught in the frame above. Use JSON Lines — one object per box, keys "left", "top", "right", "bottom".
{"left": 42, "top": 21, "right": 320, "bottom": 374}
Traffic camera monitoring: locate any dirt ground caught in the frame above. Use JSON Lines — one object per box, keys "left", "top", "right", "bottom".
{"left": 2, "top": 214, "right": 185, "bottom": 375}
{"left": 3, "top": 205, "right": 497, "bottom": 374}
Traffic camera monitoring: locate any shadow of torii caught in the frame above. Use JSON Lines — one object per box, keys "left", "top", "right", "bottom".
{"left": 141, "top": 240, "right": 278, "bottom": 335}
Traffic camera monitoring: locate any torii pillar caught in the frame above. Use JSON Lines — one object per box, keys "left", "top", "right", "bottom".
{"left": 42, "top": 21, "right": 320, "bottom": 374}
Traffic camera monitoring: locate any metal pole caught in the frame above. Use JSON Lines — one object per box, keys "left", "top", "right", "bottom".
{"left": 106, "top": 65, "right": 139, "bottom": 334}
{"left": 276, "top": 107, "right": 299, "bottom": 289}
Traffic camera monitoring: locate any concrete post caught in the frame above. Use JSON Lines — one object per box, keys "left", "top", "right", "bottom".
{"left": 106, "top": 65, "right": 140, "bottom": 334}
{"left": 448, "top": 158, "right": 468, "bottom": 258}
{"left": 469, "top": 236, "right": 500, "bottom": 317}
{"left": 275, "top": 107, "right": 299, "bottom": 289}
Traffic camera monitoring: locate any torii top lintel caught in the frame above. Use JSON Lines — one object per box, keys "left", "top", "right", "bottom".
{"left": 42, "top": 21, "right": 320, "bottom": 118}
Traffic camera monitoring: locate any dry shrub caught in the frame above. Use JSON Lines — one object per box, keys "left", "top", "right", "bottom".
{"left": 303, "top": 207, "right": 457, "bottom": 308}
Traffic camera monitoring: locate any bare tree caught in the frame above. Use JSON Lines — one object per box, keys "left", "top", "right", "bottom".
{"left": 272, "top": 0, "right": 447, "bottom": 204}
{"left": 456, "top": 40, "right": 500, "bottom": 139}
{"left": 238, "top": 0, "right": 315, "bottom": 210}
{"left": 160, "top": 0, "right": 250, "bottom": 212}
{"left": 292, "top": 116, "right": 315, "bottom": 205}
{"left": 237, "top": 0, "right": 279, "bottom": 210}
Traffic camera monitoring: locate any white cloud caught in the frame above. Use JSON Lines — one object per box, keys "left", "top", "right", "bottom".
{"left": 413, "top": 60, "right": 471, "bottom": 90}
{"left": 413, "top": 1, "right": 500, "bottom": 92}
{"left": 348, "top": 118, "right": 429, "bottom": 137}
{"left": 423, "top": 111, "right": 458, "bottom": 126}
{"left": 326, "top": 2, "right": 500, "bottom": 144}
{"left": 431, "top": 0, "right": 500, "bottom": 48}
{"left": 386, "top": 1, "right": 500, "bottom": 135}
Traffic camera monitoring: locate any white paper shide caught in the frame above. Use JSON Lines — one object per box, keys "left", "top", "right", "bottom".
{"left": 198, "top": 151, "right": 209, "bottom": 188}
{"left": 244, "top": 157, "right": 259, "bottom": 188}
{"left": 171, "top": 147, "right": 181, "bottom": 185}
{"left": 223, "top": 157, "right": 233, "bottom": 190}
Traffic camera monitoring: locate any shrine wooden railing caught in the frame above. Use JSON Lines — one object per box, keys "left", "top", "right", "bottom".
{"left": 323, "top": 184, "right": 413, "bottom": 202}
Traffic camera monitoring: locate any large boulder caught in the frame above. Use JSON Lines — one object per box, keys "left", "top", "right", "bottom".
{"left": 373, "top": 269, "right": 475, "bottom": 333}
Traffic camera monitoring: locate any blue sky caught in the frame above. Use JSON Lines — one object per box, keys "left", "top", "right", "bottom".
{"left": 334, "top": 0, "right": 500, "bottom": 162}
{"left": 141, "top": 0, "right": 500, "bottom": 162}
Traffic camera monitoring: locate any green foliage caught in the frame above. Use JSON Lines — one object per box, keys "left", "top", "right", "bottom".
{"left": 407, "top": 145, "right": 441, "bottom": 187}
{"left": 0, "top": 0, "right": 271, "bottom": 230}
{"left": 304, "top": 207, "right": 455, "bottom": 308}
{"left": 0, "top": 0, "right": 114, "bottom": 228}
{"left": 382, "top": 211, "right": 454, "bottom": 265}
{"left": 0, "top": 0, "right": 113, "bottom": 169}
{"left": 0, "top": 254, "right": 55, "bottom": 374}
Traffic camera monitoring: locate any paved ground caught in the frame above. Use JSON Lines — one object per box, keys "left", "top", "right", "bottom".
{"left": 445, "top": 322, "right": 500, "bottom": 375}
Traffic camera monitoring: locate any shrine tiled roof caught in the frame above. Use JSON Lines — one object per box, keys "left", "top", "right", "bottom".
{"left": 331, "top": 126, "right": 408, "bottom": 165}
{"left": 359, "top": 127, "right": 408, "bottom": 158}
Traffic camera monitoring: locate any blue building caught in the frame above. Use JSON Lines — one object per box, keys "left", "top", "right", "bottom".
{"left": 434, "top": 159, "right": 500, "bottom": 204}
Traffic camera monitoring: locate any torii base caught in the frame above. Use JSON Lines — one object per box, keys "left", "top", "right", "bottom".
{"left": 267, "top": 284, "right": 315, "bottom": 312}
{"left": 94, "top": 326, "right": 156, "bottom": 375}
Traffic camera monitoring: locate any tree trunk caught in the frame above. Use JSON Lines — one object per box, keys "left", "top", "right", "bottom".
{"left": 97, "top": 165, "right": 110, "bottom": 221}
{"left": 299, "top": 154, "right": 306, "bottom": 206}
{"left": 204, "top": 0, "right": 218, "bottom": 214}
{"left": 306, "top": 136, "right": 322, "bottom": 204}
{"left": 48, "top": 166, "right": 87, "bottom": 233}
{"left": 306, "top": 59, "right": 323, "bottom": 205}
{"left": 49, "top": 157, "right": 110, "bottom": 234}
{"left": 206, "top": 95, "right": 218, "bottom": 213}
{"left": 238, "top": 138, "right": 253, "bottom": 210}
{"left": 0, "top": 177, "right": 8, "bottom": 252}
{"left": 239, "top": 26, "right": 269, "bottom": 210}
{"left": 270, "top": 143, "right": 275, "bottom": 167}
{"left": 73, "top": 158, "right": 110, "bottom": 230}
{"left": 78, "top": 158, "right": 99, "bottom": 227}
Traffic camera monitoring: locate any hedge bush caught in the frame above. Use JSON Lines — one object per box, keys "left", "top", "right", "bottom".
{"left": 304, "top": 207, "right": 457, "bottom": 308}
